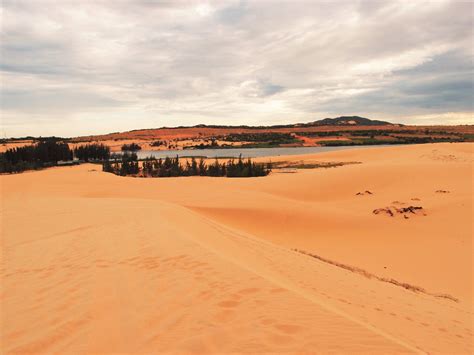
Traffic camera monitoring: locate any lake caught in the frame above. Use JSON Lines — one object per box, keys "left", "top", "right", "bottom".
{"left": 133, "top": 145, "right": 385, "bottom": 160}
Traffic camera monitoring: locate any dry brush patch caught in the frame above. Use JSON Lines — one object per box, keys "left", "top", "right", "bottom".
{"left": 272, "top": 160, "right": 361, "bottom": 170}
{"left": 356, "top": 190, "right": 373, "bottom": 196}
{"left": 372, "top": 205, "right": 426, "bottom": 219}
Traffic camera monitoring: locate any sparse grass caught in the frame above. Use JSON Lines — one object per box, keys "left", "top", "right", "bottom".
{"left": 272, "top": 161, "right": 361, "bottom": 169}
{"left": 293, "top": 248, "right": 459, "bottom": 302}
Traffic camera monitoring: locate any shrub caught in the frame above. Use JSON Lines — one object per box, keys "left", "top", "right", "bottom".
{"left": 121, "top": 143, "right": 141, "bottom": 151}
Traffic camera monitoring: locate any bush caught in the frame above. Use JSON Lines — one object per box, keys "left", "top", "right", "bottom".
{"left": 121, "top": 143, "right": 141, "bottom": 151}
{"left": 150, "top": 141, "right": 165, "bottom": 147}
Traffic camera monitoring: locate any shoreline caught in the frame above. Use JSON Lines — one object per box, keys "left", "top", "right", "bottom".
{"left": 133, "top": 143, "right": 398, "bottom": 160}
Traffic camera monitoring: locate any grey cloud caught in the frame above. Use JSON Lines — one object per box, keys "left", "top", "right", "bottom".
{"left": 316, "top": 75, "right": 473, "bottom": 114}
{"left": 239, "top": 79, "right": 285, "bottom": 98}
{"left": 0, "top": 0, "right": 473, "bottom": 136}
{"left": 261, "top": 81, "right": 284, "bottom": 96}
{"left": 215, "top": 1, "right": 248, "bottom": 24}
{"left": 1, "top": 88, "right": 125, "bottom": 112}
{"left": 394, "top": 50, "right": 473, "bottom": 77}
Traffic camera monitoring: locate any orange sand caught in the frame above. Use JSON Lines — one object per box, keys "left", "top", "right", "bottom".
{"left": 1, "top": 143, "right": 472, "bottom": 353}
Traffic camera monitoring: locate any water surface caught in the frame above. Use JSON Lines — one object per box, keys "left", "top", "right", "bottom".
{"left": 133, "top": 145, "right": 387, "bottom": 160}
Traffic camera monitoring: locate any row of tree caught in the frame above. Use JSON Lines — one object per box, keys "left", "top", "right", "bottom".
{"left": 1, "top": 140, "right": 271, "bottom": 178}
{"left": 73, "top": 143, "right": 110, "bottom": 161}
{"left": 0, "top": 141, "right": 111, "bottom": 173}
{"left": 103, "top": 154, "right": 271, "bottom": 178}
{"left": 0, "top": 140, "right": 73, "bottom": 173}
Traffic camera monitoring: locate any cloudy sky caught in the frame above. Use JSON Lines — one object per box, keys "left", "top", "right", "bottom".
{"left": 1, "top": 0, "right": 473, "bottom": 137}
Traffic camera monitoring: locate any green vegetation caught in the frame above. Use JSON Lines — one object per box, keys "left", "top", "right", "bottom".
{"left": 0, "top": 136, "right": 70, "bottom": 144}
{"left": 184, "top": 132, "right": 302, "bottom": 149}
{"left": 150, "top": 140, "right": 166, "bottom": 147}
{"left": 225, "top": 132, "right": 302, "bottom": 148}
{"left": 185, "top": 139, "right": 218, "bottom": 149}
{"left": 295, "top": 131, "right": 342, "bottom": 137}
{"left": 222, "top": 132, "right": 299, "bottom": 143}
{"left": 297, "top": 128, "right": 473, "bottom": 146}
{"left": 0, "top": 140, "right": 73, "bottom": 173}
{"left": 121, "top": 143, "right": 141, "bottom": 151}
{"left": 103, "top": 154, "right": 271, "bottom": 178}
{"left": 317, "top": 136, "right": 458, "bottom": 146}
{"left": 0, "top": 142, "right": 113, "bottom": 173}
{"left": 181, "top": 129, "right": 472, "bottom": 150}
{"left": 103, "top": 152, "right": 139, "bottom": 175}
{"left": 272, "top": 161, "right": 361, "bottom": 169}
{"left": 73, "top": 143, "right": 110, "bottom": 162}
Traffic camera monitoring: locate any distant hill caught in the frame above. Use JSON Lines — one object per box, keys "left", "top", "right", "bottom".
{"left": 2, "top": 116, "right": 397, "bottom": 141}
{"left": 181, "top": 116, "right": 395, "bottom": 129}
{"left": 143, "top": 116, "right": 395, "bottom": 130}
{"left": 309, "top": 116, "right": 394, "bottom": 126}
{"left": 3, "top": 116, "right": 474, "bottom": 149}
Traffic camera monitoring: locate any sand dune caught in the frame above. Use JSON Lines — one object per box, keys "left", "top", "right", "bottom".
{"left": 1, "top": 143, "right": 472, "bottom": 353}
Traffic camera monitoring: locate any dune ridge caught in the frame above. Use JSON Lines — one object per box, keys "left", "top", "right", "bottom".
{"left": 163, "top": 202, "right": 472, "bottom": 353}
{"left": 170, "top": 207, "right": 425, "bottom": 354}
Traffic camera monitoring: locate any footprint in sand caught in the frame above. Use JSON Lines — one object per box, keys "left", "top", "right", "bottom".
{"left": 162, "top": 254, "right": 188, "bottom": 264}
{"left": 337, "top": 298, "right": 352, "bottom": 305}
{"left": 273, "top": 324, "right": 302, "bottom": 334}
{"left": 217, "top": 300, "right": 240, "bottom": 308}
{"left": 266, "top": 332, "right": 293, "bottom": 345}
{"left": 215, "top": 309, "right": 234, "bottom": 322}
{"left": 260, "top": 318, "right": 275, "bottom": 325}
{"left": 238, "top": 287, "right": 260, "bottom": 295}
{"left": 252, "top": 299, "right": 267, "bottom": 306}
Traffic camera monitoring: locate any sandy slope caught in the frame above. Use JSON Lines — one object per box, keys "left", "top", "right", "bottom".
{"left": 1, "top": 143, "right": 472, "bottom": 353}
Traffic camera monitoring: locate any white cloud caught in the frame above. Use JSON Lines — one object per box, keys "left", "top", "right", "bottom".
{"left": 0, "top": 0, "right": 472, "bottom": 137}
{"left": 402, "top": 112, "right": 473, "bottom": 125}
